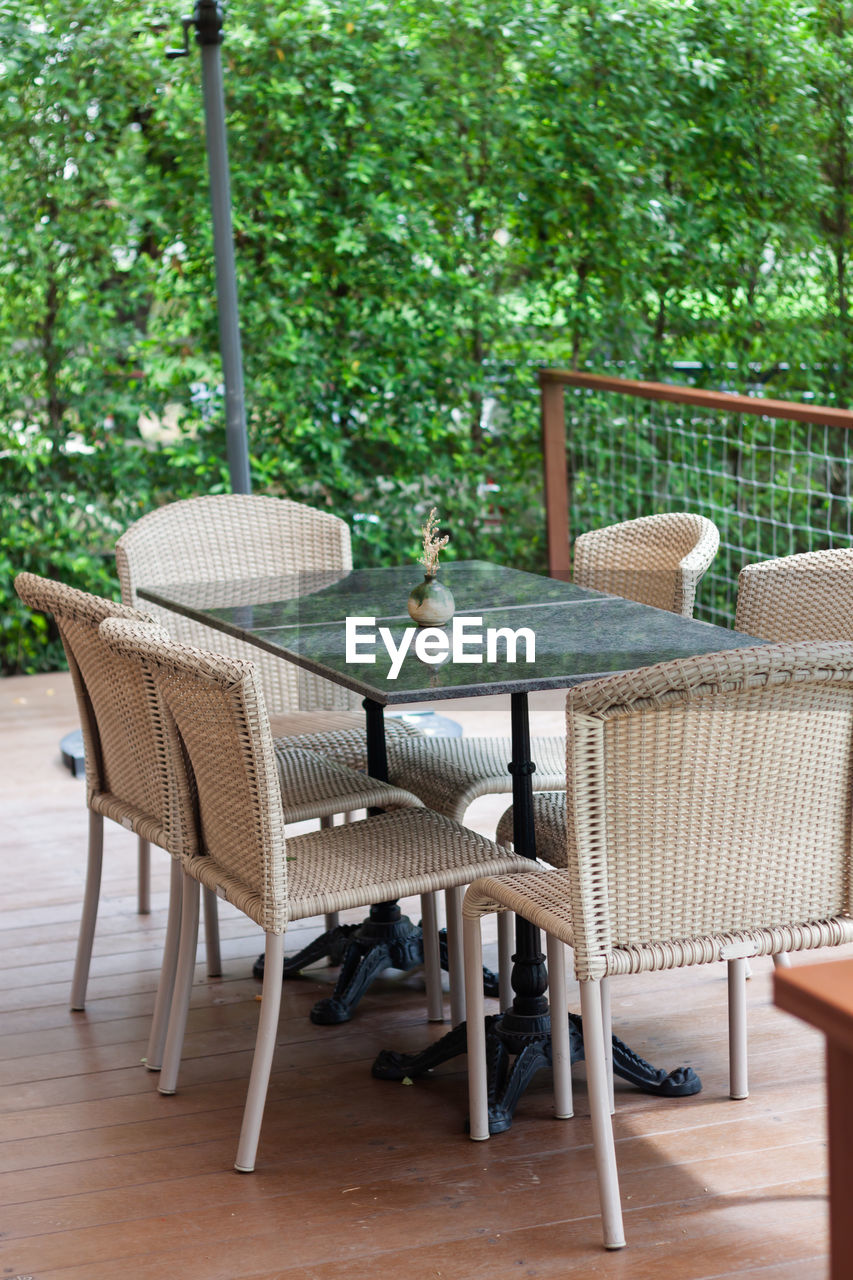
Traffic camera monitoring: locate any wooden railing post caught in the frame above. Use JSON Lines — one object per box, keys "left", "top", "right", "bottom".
{"left": 539, "top": 371, "right": 571, "bottom": 579}
{"left": 537, "top": 365, "right": 853, "bottom": 585}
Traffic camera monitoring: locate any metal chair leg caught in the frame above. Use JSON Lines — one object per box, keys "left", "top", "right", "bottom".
{"left": 464, "top": 913, "right": 489, "bottom": 1141}
{"left": 728, "top": 956, "right": 749, "bottom": 1099}
{"left": 546, "top": 932, "right": 573, "bottom": 1119}
{"left": 580, "top": 979, "right": 626, "bottom": 1250}
{"left": 146, "top": 858, "right": 183, "bottom": 1070}
{"left": 137, "top": 836, "right": 151, "bottom": 915}
{"left": 158, "top": 872, "right": 200, "bottom": 1096}
{"left": 235, "top": 932, "right": 285, "bottom": 1173}
{"left": 70, "top": 810, "right": 104, "bottom": 1011}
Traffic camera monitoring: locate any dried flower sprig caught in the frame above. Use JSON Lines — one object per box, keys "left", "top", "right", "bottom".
{"left": 418, "top": 507, "right": 450, "bottom": 575}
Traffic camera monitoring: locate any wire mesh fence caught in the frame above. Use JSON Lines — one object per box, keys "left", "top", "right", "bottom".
{"left": 559, "top": 381, "right": 853, "bottom": 627}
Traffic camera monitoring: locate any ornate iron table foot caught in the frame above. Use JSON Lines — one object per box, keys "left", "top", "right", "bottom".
{"left": 373, "top": 1011, "right": 700, "bottom": 1132}
{"left": 252, "top": 923, "right": 359, "bottom": 981}
{"left": 567, "top": 1013, "right": 701, "bottom": 1098}
{"left": 254, "top": 922, "right": 500, "bottom": 1003}
{"left": 310, "top": 908, "right": 424, "bottom": 1024}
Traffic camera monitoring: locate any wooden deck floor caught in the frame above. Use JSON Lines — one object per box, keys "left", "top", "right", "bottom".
{"left": 0, "top": 671, "right": 834, "bottom": 1279}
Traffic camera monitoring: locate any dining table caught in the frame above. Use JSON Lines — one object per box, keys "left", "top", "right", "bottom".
{"left": 139, "top": 559, "right": 766, "bottom": 1132}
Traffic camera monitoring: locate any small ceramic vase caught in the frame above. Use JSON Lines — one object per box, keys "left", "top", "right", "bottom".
{"left": 407, "top": 573, "right": 455, "bottom": 627}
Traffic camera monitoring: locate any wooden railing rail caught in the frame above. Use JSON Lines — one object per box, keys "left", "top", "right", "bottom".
{"left": 539, "top": 368, "right": 853, "bottom": 578}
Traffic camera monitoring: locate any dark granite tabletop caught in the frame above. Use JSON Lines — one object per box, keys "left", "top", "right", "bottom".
{"left": 139, "top": 560, "right": 763, "bottom": 705}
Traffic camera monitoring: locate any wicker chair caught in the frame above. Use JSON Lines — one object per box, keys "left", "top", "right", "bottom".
{"left": 12, "top": 573, "right": 210, "bottom": 1026}
{"left": 116, "top": 492, "right": 365, "bottom": 724}
{"left": 494, "top": 513, "right": 720, "bottom": 860}
{"left": 736, "top": 546, "right": 853, "bottom": 641}
{"left": 100, "top": 618, "right": 532, "bottom": 1173}
{"left": 573, "top": 512, "right": 720, "bottom": 616}
{"left": 14, "top": 573, "right": 430, "bottom": 1059}
{"left": 463, "top": 641, "right": 853, "bottom": 1249}
{"left": 735, "top": 547, "right": 853, "bottom": 970}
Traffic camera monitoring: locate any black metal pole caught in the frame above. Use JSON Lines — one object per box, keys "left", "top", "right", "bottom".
{"left": 167, "top": 1, "right": 251, "bottom": 495}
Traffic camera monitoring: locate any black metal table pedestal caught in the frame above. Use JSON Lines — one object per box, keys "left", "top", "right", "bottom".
{"left": 372, "top": 1013, "right": 700, "bottom": 1131}
{"left": 372, "top": 691, "right": 701, "bottom": 1129}
{"left": 253, "top": 920, "right": 499, "bottom": 998}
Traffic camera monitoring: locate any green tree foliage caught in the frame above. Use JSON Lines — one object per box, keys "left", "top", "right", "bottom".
{"left": 4, "top": 0, "right": 853, "bottom": 671}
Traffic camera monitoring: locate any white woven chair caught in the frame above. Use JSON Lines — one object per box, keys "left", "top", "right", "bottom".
{"left": 573, "top": 512, "right": 720, "bottom": 617}
{"left": 100, "top": 617, "right": 532, "bottom": 1173}
{"left": 463, "top": 642, "right": 853, "bottom": 1249}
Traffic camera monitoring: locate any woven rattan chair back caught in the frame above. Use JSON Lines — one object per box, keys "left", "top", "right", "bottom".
{"left": 100, "top": 619, "right": 289, "bottom": 934}
{"left": 736, "top": 547, "right": 853, "bottom": 642}
{"left": 559, "top": 642, "right": 853, "bottom": 982}
{"left": 100, "top": 618, "right": 536, "bottom": 1173}
{"left": 116, "top": 494, "right": 358, "bottom": 713}
{"left": 14, "top": 573, "right": 196, "bottom": 854}
{"left": 573, "top": 512, "right": 719, "bottom": 616}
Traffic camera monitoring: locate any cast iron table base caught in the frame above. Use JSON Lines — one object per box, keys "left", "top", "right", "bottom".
{"left": 372, "top": 1011, "right": 700, "bottom": 1133}
{"left": 253, "top": 908, "right": 501, "bottom": 1024}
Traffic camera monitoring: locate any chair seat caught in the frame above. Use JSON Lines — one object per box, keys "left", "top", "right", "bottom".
{"left": 267, "top": 708, "right": 366, "bottom": 739}
{"left": 273, "top": 747, "right": 422, "bottom": 823}
{"left": 385, "top": 736, "right": 567, "bottom": 822}
{"left": 287, "top": 729, "right": 568, "bottom": 822}
{"left": 496, "top": 791, "right": 568, "bottom": 865}
{"left": 184, "top": 807, "right": 533, "bottom": 928}
{"left": 277, "top": 715, "right": 421, "bottom": 771}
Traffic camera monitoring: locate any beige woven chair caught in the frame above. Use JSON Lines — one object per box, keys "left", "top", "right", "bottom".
{"left": 497, "top": 542, "right": 853, "bottom": 970}
{"left": 14, "top": 573, "right": 431, "bottom": 1068}
{"left": 463, "top": 642, "right": 853, "bottom": 1249}
{"left": 116, "top": 494, "right": 427, "bottom": 940}
{"left": 494, "top": 512, "right": 720, "bottom": 860}
{"left": 12, "top": 573, "right": 210, "bottom": 1028}
{"left": 115, "top": 493, "right": 562, "bottom": 1003}
{"left": 573, "top": 512, "right": 720, "bottom": 616}
{"left": 116, "top": 493, "right": 364, "bottom": 724}
{"left": 100, "top": 619, "right": 532, "bottom": 1173}
{"left": 736, "top": 546, "right": 853, "bottom": 641}
{"left": 735, "top": 546, "right": 853, "bottom": 971}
